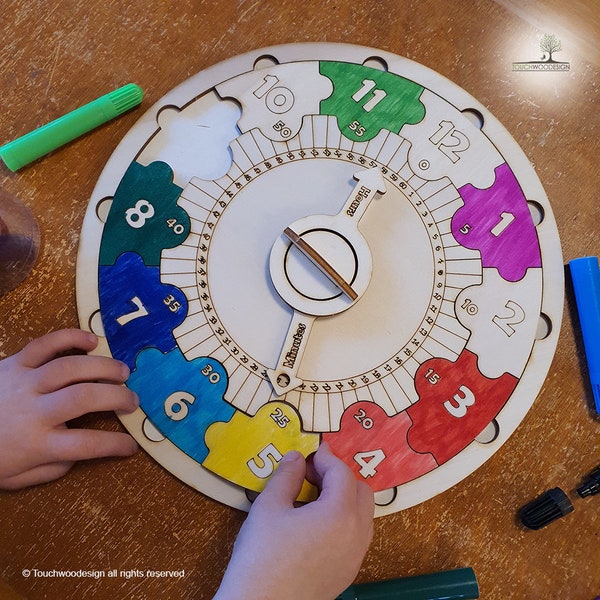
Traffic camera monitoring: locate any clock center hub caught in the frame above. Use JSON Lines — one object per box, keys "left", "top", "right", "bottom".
{"left": 269, "top": 214, "right": 373, "bottom": 317}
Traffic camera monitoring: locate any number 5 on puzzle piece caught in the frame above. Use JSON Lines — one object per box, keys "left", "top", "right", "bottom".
{"left": 203, "top": 402, "right": 319, "bottom": 500}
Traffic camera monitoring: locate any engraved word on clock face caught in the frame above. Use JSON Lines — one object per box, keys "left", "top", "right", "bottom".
{"left": 77, "top": 44, "right": 562, "bottom": 515}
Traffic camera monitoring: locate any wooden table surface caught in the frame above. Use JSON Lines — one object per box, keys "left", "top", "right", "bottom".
{"left": 0, "top": 1, "right": 598, "bottom": 598}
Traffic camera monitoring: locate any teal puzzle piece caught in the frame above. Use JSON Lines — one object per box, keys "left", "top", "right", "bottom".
{"left": 99, "top": 161, "right": 190, "bottom": 266}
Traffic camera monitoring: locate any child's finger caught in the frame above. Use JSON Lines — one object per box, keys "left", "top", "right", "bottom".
{"left": 311, "top": 442, "right": 359, "bottom": 507}
{"left": 254, "top": 451, "right": 306, "bottom": 510}
{"left": 17, "top": 329, "right": 98, "bottom": 368}
{"left": 33, "top": 355, "right": 130, "bottom": 393}
{"left": 0, "top": 461, "right": 73, "bottom": 490}
{"left": 45, "top": 429, "right": 138, "bottom": 463}
{"left": 40, "top": 383, "right": 139, "bottom": 423}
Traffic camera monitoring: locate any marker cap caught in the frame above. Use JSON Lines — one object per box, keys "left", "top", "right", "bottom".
{"left": 519, "top": 487, "right": 573, "bottom": 530}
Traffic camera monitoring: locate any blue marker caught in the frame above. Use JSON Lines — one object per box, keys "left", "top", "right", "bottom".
{"left": 569, "top": 256, "right": 600, "bottom": 413}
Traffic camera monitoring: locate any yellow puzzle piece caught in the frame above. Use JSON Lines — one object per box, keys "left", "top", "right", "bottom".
{"left": 203, "top": 401, "right": 320, "bottom": 501}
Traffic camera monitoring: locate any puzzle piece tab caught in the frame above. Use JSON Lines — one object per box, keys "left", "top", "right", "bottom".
{"left": 401, "top": 89, "right": 503, "bottom": 189}
{"left": 323, "top": 402, "right": 437, "bottom": 491}
{"left": 407, "top": 349, "right": 518, "bottom": 464}
{"left": 203, "top": 401, "right": 319, "bottom": 499}
{"left": 216, "top": 61, "right": 333, "bottom": 142}
{"left": 455, "top": 267, "right": 542, "bottom": 379}
{"left": 99, "top": 161, "right": 190, "bottom": 266}
{"left": 319, "top": 61, "right": 425, "bottom": 142}
{"left": 452, "top": 163, "right": 541, "bottom": 282}
{"left": 99, "top": 252, "right": 188, "bottom": 369}
{"left": 127, "top": 347, "right": 232, "bottom": 464}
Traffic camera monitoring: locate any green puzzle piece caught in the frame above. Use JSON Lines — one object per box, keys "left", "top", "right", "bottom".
{"left": 319, "top": 61, "right": 425, "bottom": 142}
{"left": 99, "top": 161, "right": 189, "bottom": 266}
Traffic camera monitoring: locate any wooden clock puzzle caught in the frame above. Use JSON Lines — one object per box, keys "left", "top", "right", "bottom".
{"left": 76, "top": 43, "right": 563, "bottom": 516}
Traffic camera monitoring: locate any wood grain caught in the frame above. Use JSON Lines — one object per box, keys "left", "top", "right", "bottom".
{"left": 0, "top": 1, "right": 598, "bottom": 598}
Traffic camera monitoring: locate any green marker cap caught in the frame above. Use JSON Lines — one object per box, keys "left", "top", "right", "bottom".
{"left": 337, "top": 567, "right": 480, "bottom": 600}
{"left": 0, "top": 83, "right": 143, "bottom": 171}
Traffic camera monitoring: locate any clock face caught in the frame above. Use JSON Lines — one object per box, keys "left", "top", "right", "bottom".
{"left": 76, "top": 43, "right": 563, "bottom": 516}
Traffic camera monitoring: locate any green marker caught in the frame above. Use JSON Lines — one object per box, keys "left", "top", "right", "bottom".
{"left": 337, "top": 568, "right": 479, "bottom": 600}
{"left": 0, "top": 83, "right": 144, "bottom": 171}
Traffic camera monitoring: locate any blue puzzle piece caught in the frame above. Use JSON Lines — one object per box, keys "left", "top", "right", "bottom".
{"left": 128, "top": 347, "right": 233, "bottom": 464}
{"left": 99, "top": 252, "right": 188, "bottom": 368}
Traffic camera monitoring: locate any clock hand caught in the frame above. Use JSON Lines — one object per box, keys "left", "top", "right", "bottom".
{"left": 339, "top": 167, "right": 387, "bottom": 222}
{"left": 267, "top": 310, "right": 316, "bottom": 396}
{"left": 267, "top": 167, "right": 385, "bottom": 397}
{"left": 283, "top": 227, "right": 358, "bottom": 301}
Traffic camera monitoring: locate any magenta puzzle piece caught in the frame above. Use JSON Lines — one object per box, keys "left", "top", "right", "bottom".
{"left": 452, "top": 163, "right": 541, "bottom": 282}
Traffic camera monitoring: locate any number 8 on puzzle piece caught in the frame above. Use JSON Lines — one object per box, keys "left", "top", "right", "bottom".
{"left": 99, "top": 161, "right": 190, "bottom": 267}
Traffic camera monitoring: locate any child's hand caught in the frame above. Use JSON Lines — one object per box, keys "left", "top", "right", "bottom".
{"left": 0, "top": 329, "right": 138, "bottom": 490}
{"left": 215, "top": 442, "right": 374, "bottom": 600}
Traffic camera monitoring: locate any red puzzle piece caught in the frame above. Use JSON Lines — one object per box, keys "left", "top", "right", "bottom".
{"left": 324, "top": 401, "right": 437, "bottom": 491}
{"left": 407, "top": 349, "right": 518, "bottom": 464}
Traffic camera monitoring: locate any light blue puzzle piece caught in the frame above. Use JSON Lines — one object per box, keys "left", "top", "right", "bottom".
{"left": 128, "top": 347, "right": 233, "bottom": 464}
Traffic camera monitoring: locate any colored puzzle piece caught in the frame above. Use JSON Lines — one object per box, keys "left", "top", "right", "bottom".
{"left": 407, "top": 349, "right": 518, "bottom": 464}
{"left": 401, "top": 89, "right": 504, "bottom": 189}
{"left": 323, "top": 402, "right": 437, "bottom": 492}
{"left": 99, "top": 252, "right": 188, "bottom": 369}
{"left": 216, "top": 61, "right": 333, "bottom": 142}
{"left": 455, "top": 267, "right": 542, "bottom": 379}
{"left": 452, "top": 163, "right": 541, "bottom": 282}
{"left": 203, "top": 401, "right": 319, "bottom": 499}
{"left": 99, "top": 161, "right": 190, "bottom": 266}
{"left": 319, "top": 61, "right": 425, "bottom": 142}
{"left": 127, "top": 347, "right": 232, "bottom": 464}
{"left": 138, "top": 92, "right": 241, "bottom": 187}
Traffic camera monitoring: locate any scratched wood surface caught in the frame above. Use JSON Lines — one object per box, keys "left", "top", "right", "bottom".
{"left": 0, "top": 1, "right": 598, "bottom": 599}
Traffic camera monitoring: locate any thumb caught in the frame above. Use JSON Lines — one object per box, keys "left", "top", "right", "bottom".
{"left": 257, "top": 451, "right": 307, "bottom": 509}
